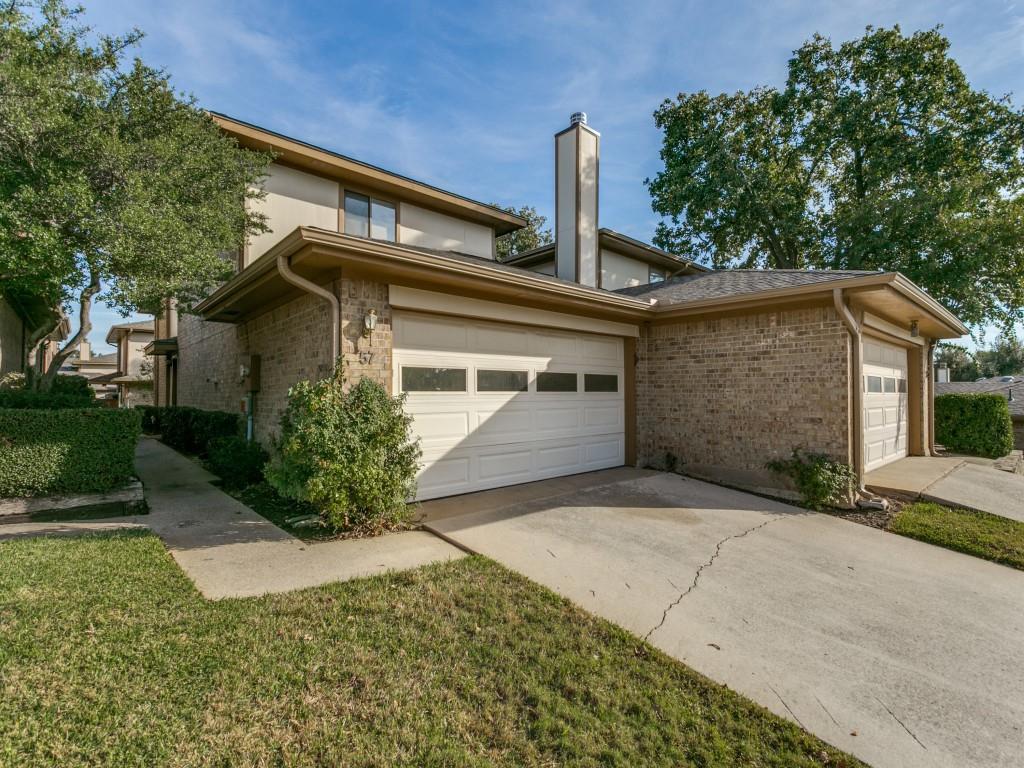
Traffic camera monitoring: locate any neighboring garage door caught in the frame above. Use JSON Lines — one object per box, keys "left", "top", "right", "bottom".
{"left": 862, "top": 338, "right": 909, "bottom": 472}
{"left": 393, "top": 311, "right": 625, "bottom": 500}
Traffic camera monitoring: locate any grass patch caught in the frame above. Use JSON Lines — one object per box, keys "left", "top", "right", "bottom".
{"left": 0, "top": 532, "right": 861, "bottom": 767}
{"left": 891, "top": 502, "right": 1024, "bottom": 570}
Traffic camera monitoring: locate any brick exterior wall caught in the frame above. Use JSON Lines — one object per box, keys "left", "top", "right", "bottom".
{"left": 176, "top": 274, "right": 391, "bottom": 445}
{"left": 636, "top": 305, "right": 853, "bottom": 494}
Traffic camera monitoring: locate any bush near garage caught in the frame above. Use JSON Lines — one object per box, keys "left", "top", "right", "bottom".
{"left": 0, "top": 408, "right": 141, "bottom": 496}
{"left": 934, "top": 393, "right": 1014, "bottom": 458}
{"left": 766, "top": 448, "right": 856, "bottom": 510}
{"left": 265, "top": 368, "right": 421, "bottom": 535}
{"left": 0, "top": 374, "right": 98, "bottom": 409}
{"left": 147, "top": 406, "right": 242, "bottom": 456}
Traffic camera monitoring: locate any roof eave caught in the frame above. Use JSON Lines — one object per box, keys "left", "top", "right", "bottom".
{"left": 210, "top": 112, "right": 527, "bottom": 235}
{"left": 195, "top": 228, "right": 654, "bottom": 324}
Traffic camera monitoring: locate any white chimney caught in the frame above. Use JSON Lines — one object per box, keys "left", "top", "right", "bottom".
{"left": 79, "top": 340, "right": 91, "bottom": 361}
{"left": 937, "top": 366, "right": 950, "bottom": 383}
{"left": 555, "top": 112, "right": 600, "bottom": 287}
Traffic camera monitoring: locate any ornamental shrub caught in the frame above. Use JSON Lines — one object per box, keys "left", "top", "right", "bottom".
{"left": 0, "top": 408, "right": 141, "bottom": 496}
{"left": 266, "top": 368, "right": 421, "bottom": 535}
{"left": 0, "top": 374, "right": 97, "bottom": 409}
{"left": 157, "top": 406, "right": 241, "bottom": 456}
{"left": 137, "top": 405, "right": 163, "bottom": 434}
{"left": 766, "top": 448, "right": 856, "bottom": 510}
{"left": 934, "top": 393, "right": 1014, "bottom": 458}
{"left": 206, "top": 435, "right": 268, "bottom": 489}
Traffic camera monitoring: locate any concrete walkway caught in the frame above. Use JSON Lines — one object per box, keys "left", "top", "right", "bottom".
{"left": 0, "top": 438, "right": 463, "bottom": 598}
{"left": 420, "top": 470, "right": 1024, "bottom": 768}
{"left": 867, "top": 455, "right": 1024, "bottom": 522}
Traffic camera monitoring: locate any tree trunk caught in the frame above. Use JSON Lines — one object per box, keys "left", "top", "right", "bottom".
{"left": 36, "top": 270, "right": 101, "bottom": 392}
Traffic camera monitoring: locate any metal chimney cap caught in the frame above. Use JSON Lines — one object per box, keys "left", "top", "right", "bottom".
{"left": 569, "top": 111, "right": 588, "bottom": 126}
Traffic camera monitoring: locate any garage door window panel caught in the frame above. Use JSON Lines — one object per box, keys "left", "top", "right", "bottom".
{"left": 584, "top": 373, "right": 618, "bottom": 393}
{"left": 537, "top": 372, "right": 578, "bottom": 392}
{"left": 401, "top": 367, "right": 467, "bottom": 392}
{"left": 477, "top": 369, "right": 528, "bottom": 393}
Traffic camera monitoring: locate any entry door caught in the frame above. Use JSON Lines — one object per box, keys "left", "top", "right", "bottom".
{"left": 862, "top": 339, "right": 909, "bottom": 471}
{"left": 393, "top": 311, "right": 625, "bottom": 501}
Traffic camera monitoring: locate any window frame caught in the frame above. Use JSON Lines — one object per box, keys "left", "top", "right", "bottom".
{"left": 399, "top": 365, "right": 468, "bottom": 393}
{"left": 476, "top": 368, "right": 529, "bottom": 394}
{"left": 584, "top": 372, "right": 619, "bottom": 393}
{"left": 341, "top": 187, "right": 399, "bottom": 243}
{"left": 536, "top": 370, "right": 579, "bottom": 393}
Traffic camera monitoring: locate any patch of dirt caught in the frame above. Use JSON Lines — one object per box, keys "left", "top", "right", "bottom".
{"left": 822, "top": 498, "right": 906, "bottom": 530}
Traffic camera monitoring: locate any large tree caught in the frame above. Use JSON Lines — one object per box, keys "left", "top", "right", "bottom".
{"left": 648, "top": 26, "right": 1024, "bottom": 329}
{"left": 493, "top": 204, "right": 552, "bottom": 261}
{"left": 934, "top": 343, "right": 981, "bottom": 381}
{"left": 976, "top": 335, "right": 1024, "bottom": 378}
{"left": 0, "top": 1, "right": 271, "bottom": 389}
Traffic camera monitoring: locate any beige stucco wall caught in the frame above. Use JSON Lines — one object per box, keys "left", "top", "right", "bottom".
{"left": 636, "top": 305, "right": 852, "bottom": 494}
{"left": 600, "top": 249, "right": 649, "bottom": 290}
{"left": 398, "top": 203, "right": 493, "bottom": 259}
{"left": 177, "top": 275, "right": 391, "bottom": 445}
{"left": 247, "top": 163, "right": 340, "bottom": 266}
{"left": 0, "top": 297, "right": 24, "bottom": 377}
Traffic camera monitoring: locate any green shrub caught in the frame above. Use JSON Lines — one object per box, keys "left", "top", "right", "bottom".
{"left": 266, "top": 368, "right": 421, "bottom": 535}
{"left": 206, "top": 435, "right": 268, "bottom": 489}
{"left": 158, "top": 406, "right": 241, "bottom": 456}
{"left": 934, "top": 393, "right": 1014, "bottom": 458}
{"left": 136, "top": 405, "right": 163, "bottom": 434}
{"left": 0, "top": 408, "right": 141, "bottom": 496}
{"left": 0, "top": 374, "right": 98, "bottom": 409}
{"left": 766, "top": 448, "right": 856, "bottom": 510}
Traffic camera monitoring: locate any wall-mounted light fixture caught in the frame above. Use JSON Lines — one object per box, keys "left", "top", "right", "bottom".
{"left": 363, "top": 308, "right": 378, "bottom": 337}
{"left": 910, "top": 320, "right": 919, "bottom": 338}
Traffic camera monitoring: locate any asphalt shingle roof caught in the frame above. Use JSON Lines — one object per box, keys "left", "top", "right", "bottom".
{"left": 935, "top": 379, "right": 1024, "bottom": 418}
{"left": 614, "top": 269, "right": 880, "bottom": 304}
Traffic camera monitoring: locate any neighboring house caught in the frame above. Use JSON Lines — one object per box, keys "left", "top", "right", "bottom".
{"left": 61, "top": 340, "right": 119, "bottom": 401}
{"left": 145, "top": 299, "right": 179, "bottom": 407}
{"left": 0, "top": 290, "right": 69, "bottom": 379}
{"left": 935, "top": 377, "right": 1024, "bottom": 450}
{"left": 154, "top": 111, "right": 967, "bottom": 501}
{"left": 95, "top": 321, "right": 155, "bottom": 407}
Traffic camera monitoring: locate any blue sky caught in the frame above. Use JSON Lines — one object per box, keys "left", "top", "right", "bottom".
{"left": 74, "top": 0, "right": 1024, "bottom": 351}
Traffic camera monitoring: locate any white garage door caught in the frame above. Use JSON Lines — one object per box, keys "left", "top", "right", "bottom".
{"left": 393, "top": 311, "right": 625, "bottom": 501}
{"left": 862, "top": 339, "right": 909, "bottom": 472}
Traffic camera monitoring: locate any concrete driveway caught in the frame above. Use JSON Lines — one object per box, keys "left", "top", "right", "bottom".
{"left": 419, "top": 470, "right": 1024, "bottom": 768}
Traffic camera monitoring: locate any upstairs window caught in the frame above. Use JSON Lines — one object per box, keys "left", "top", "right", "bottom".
{"left": 344, "top": 192, "right": 396, "bottom": 242}
{"left": 648, "top": 268, "right": 665, "bottom": 284}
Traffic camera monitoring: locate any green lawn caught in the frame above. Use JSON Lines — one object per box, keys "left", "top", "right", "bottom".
{"left": 891, "top": 502, "right": 1024, "bottom": 570}
{"left": 0, "top": 532, "right": 861, "bottom": 767}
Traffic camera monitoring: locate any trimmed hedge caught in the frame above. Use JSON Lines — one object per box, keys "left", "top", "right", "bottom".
{"left": 934, "top": 393, "right": 1014, "bottom": 458}
{"left": 0, "top": 408, "right": 141, "bottom": 497}
{"left": 142, "top": 406, "right": 242, "bottom": 456}
{"left": 207, "top": 435, "right": 268, "bottom": 489}
{"left": 0, "top": 375, "right": 98, "bottom": 410}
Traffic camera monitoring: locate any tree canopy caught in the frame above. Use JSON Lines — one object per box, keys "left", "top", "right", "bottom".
{"left": 934, "top": 343, "right": 981, "bottom": 381}
{"left": 647, "top": 26, "right": 1024, "bottom": 330}
{"left": 0, "top": 0, "right": 272, "bottom": 387}
{"left": 493, "top": 204, "right": 552, "bottom": 262}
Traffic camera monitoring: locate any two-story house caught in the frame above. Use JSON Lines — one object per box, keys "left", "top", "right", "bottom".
{"left": 95, "top": 320, "right": 155, "bottom": 408}
{"left": 157, "top": 111, "right": 967, "bottom": 501}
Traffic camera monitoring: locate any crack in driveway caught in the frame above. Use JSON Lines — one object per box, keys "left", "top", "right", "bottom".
{"left": 644, "top": 516, "right": 782, "bottom": 642}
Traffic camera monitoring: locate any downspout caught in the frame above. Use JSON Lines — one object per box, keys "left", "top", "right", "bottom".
{"left": 833, "top": 288, "right": 865, "bottom": 491}
{"left": 276, "top": 253, "right": 340, "bottom": 360}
